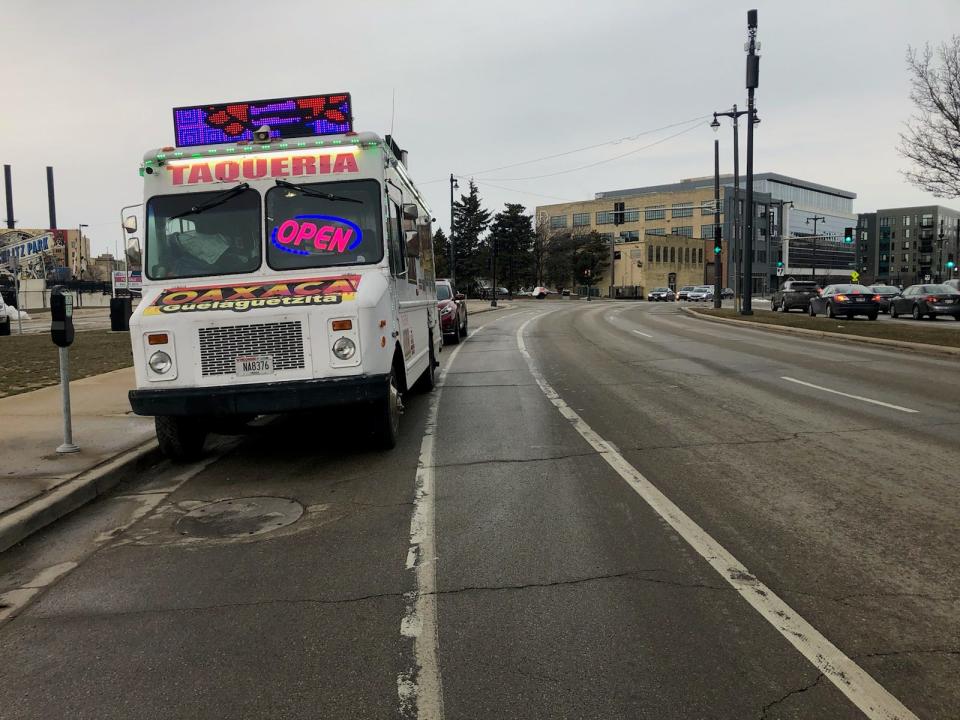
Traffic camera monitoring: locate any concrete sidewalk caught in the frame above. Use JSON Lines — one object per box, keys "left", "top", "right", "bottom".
{"left": 0, "top": 368, "right": 156, "bottom": 551}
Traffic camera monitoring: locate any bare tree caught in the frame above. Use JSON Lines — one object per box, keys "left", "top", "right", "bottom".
{"left": 531, "top": 219, "right": 549, "bottom": 286}
{"left": 898, "top": 36, "right": 960, "bottom": 198}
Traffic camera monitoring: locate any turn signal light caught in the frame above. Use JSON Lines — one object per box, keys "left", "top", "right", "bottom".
{"left": 147, "top": 333, "right": 169, "bottom": 345}
{"left": 331, "top": 319, "right": 353, "bottom": 331}
{"left": 834, "top": 294, "right": 848, "bottom": 302}
{"left": 872, "top": 295, "right": 882, "bottom": 301}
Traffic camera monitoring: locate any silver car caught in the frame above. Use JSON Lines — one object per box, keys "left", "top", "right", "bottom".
{"left": 686, "top": 285, "right": 715, "bottom": 302}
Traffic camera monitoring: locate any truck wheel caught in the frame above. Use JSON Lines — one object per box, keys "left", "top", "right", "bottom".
{"left": 0, "top": 318, "right": 10, "bottom": 336}
{"left": 413, "top": 335, "right": 437, "bottom": 393}
{"left": 372, "top": 367, "right": 401, "bottom": 450}
{"left": 155, "top": 416, "right": 206, "bottom": 462}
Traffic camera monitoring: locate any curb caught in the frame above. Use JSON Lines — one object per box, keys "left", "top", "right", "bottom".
{"left": 0, "top": 439, "right": 161, "bottom": 553}
{"left": 682, "top": 307, "right": 960, "bottom": 358}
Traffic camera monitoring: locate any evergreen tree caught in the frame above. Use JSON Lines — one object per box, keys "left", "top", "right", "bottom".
{"left": 451, "top": 180, "right": 491, "bottom": 292}
{"left": 573, "top": 231, "right": 611, "bottom": 289}
{"left": 487, "top": 203, "right": 535, "bottom": 291}
{"left": 432, "top": 228, "right": 450, "bottom": 279}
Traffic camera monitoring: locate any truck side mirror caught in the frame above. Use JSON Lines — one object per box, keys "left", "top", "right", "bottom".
{"left": 123, "top": 215, "right": 138, "bottom": 234}
{"left": 402, "top": 203, "right": 419, "bottom": 220}
{"left": 50, "top": 287, "right": 75, "bottom": 347}
{"left": 126, "top": 237, "right": 142, "bottom": 269}
{"left": 405, "top": 231, "right": 420, "bottom": 257}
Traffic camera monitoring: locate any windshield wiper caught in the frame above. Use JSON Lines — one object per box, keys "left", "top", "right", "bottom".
{"left": 275, "top": 179, "right": 361, "bottom": 204}
{"left": 170, "top": 183, "right": 251, "bottom": 220}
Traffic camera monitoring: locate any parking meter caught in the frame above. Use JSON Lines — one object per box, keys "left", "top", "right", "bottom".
{"left": 51, "top": 287, "right": 75, "bottom": 347}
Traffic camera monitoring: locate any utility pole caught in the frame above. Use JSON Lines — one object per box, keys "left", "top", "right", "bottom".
{"left": 449, "top": 174, "right": 458, "bottom": 288}
{"left": 742, "top": 9, "right": 760, "bottom": 316}
{"left": 3, "top": 165, "right": 14, "bottom": 229}
{"left": 713, "top": 138, "right": 722, "bottom": 308}
{"left": 806, "top": 215, "right": 825, "bottom": 279}
{"left": 937, "top": 218, "right": 945, "bottom": 283}
{"left": 612, "top": 201, "right": 624, "bottom": 298}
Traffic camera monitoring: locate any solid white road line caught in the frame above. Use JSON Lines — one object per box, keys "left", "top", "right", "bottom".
{"left": 516, "top": 314, "right": 919, "bottom": 720}
{"left": 632, "top": 330, "right": 653, "bottom": 338}
{"left": 780, "top": 376, "right": 919, "bottom": 414}
{"left": 399, "top": 311, "right": 529, "bottom": 720}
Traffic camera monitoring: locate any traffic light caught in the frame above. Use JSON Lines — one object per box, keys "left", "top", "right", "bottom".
{"left": 947, "top": 254, "right": 956, "bottom": 270}
{"left": 843, "top": 227, "right": 854, "bottom": 244}
{"left": 776, "top": 260, "right": 784, "bottom": 268}
{"left": 713, "top": 224, "right": 722, "bottom": 255}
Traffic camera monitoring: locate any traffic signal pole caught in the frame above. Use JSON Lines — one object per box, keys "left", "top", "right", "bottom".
{"left": 742, "top": 9, "right": 759, "bottom": 316}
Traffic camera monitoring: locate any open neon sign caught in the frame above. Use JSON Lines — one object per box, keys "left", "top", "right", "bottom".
{"left": 271, "top": 215, "right": 363, "bottom": 256}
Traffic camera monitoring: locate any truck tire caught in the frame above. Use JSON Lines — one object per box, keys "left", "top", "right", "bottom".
{"left": 372, "top": 367, "right": 401, "bottom": 450}
{"left": 155, "top": 416, "right": 206, "bottom": 462}
{"left": 413, "top": 334, "right": 437, "bottom": 393}
{"left": 0, "top": 318, "right": 10, "bottom": 336}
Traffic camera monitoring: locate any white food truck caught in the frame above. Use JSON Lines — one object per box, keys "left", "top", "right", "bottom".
{"left": 127, "top": 92, "right": 440, "bottom": 460}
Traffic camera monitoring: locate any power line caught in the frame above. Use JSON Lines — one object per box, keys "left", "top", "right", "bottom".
{"left": 479, "top": 122, "right": 705, "bottom": 182}
{"left": 419, "top": 115, "right": 709, "bottom": 185}
{"left": 471, "top": 179, "right": 575, "bottom": 203}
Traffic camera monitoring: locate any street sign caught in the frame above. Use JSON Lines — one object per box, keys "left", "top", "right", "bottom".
{"left": 776, "top": 266, "right": 784, "bottom": 276}
{"left": 924, "top": 274, "right": 931, "bottom": 282}
{"left": 850, "top": 270, "right": 860, "bottom": 282}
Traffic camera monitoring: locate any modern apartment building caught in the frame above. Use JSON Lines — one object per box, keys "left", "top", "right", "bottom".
{"left": 872, "top": 206, "right": 960, "bottom": 286}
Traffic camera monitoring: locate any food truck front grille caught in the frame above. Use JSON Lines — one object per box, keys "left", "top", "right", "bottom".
{"left": 199, "top": 321, "right": 306, "bottom": 376}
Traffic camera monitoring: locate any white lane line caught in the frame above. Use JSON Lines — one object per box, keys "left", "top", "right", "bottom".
{"left": 515, "top": 314, "right": 919, "bottom": 720}
{"left": 632, "top": 330, "right": 653, "bottom": 338}
{"left": 398, "top": 310, "right": 531, "bottom": 720}
{"left": 780, "top": 376, "right": 919, "bottom": 414}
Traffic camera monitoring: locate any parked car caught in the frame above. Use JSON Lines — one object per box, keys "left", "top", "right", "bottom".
{"left": 677, "top": 285, "right": 696, "bottom": 300}
{"left": 647, "top": 287, "right": 676, "bottom": 301}
{"left": 531, "top": 286, "right": 549, "bottom": 299}
{"left": 809, "top": 284, "right": 879, "bottom": 320}
{"left": 889, "top": 284, "right": 960, "bottom": 320}
{"left": 869, "top": 285, "right": 901, "bottom": 313}
{"left": 770, "top": 280, "right": 820, "bottom": 312}
{"left": 686, "top": 285, "right": 715, "bottom": 302}
{"left": 721, "top": 287, "right": 735, "bottom": 299}
{"left": 436, "top": 279, "right": 468, "bottom": 343}
{"left": 944, "top": 279, "right": 960, "bottom": 292}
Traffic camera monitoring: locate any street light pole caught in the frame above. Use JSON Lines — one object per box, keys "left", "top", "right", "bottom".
{"left": 77, "top": 223, "right": 88, "bottom": 309}
{"left": 713, "top": 136, "right": 722, "bottom": 308}
{"left": 742, "top": 9, "right": 760, "bottom": 316}
{"left": 449, "top": 174, "right": 458, "bottom": 288}
{"left": 712, "top": 105, "right": 748, "bottom": 312}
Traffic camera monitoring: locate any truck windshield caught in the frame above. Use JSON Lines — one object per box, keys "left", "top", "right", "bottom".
{"left": 145, "top": 187, "right": 261, "bottom": 280}
{"left": 265, "top": 179, "right": 383, "bottom": 270}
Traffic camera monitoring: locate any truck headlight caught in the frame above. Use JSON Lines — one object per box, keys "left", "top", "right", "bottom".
{"left": 148, "top": 350, "right": 173, "bottom": 374}
{"left": 332, "top": 337, "right": 356, "bottom": 360}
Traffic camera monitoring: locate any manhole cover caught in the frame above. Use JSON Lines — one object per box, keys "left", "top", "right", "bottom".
{"left": 175, "top": 497, "right": 304, "bottom": 539}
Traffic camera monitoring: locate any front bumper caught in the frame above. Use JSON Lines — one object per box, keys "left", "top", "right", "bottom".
{"left": 129, "top": 374, "right": 390, "bottom": 417}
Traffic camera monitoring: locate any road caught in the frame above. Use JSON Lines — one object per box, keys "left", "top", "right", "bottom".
{"left": 1, "top": 300, "right": 958, "bottom": 719}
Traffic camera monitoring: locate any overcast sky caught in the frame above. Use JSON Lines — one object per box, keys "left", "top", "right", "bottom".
{"left": 3, "top": 0, "right": 959, "bottom": 257}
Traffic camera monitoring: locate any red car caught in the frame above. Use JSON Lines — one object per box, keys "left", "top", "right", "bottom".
{"left": 436, "top": 279, "right": 468, "bottom": 343}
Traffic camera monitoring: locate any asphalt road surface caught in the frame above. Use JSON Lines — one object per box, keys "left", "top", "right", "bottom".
{"left": 1, "top": 299, "right": 957, "bottom": 719}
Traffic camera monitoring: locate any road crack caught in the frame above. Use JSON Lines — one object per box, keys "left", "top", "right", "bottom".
{"left": 759, "top": 673, "right": 824, "bottom": 719}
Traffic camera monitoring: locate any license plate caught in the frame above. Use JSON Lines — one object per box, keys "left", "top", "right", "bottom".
{"left": 235, "top": 355, "right": 274, "bottom": 376}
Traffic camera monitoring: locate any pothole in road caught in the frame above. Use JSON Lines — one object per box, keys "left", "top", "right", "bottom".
{"left": 175, "top": 497, "right": 304, "bottom": 539}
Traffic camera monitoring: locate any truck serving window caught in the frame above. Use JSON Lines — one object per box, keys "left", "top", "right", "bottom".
{"left": 145, "top": 187, "right": 261, "bottom": 281}
{"left": 265, "top": 180, "right": 383, "bottom": 270}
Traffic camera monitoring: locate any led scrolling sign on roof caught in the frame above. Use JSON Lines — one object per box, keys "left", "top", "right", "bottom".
{"left": 172, "top": 93, "right": 353, "bottom": 148}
